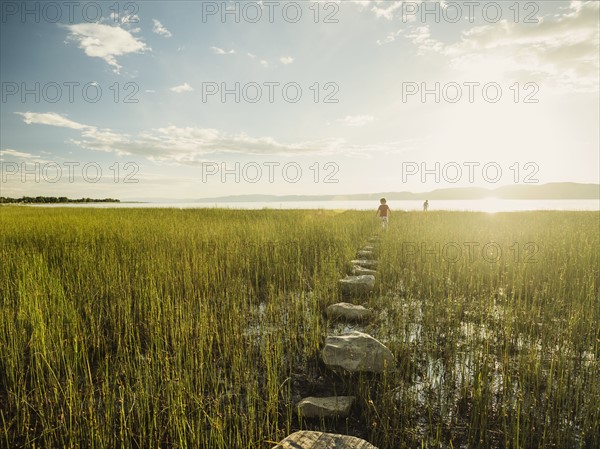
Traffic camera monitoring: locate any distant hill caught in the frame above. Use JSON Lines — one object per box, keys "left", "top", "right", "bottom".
{"left": 195, "top": 183, "right": 599, "bottom": 202}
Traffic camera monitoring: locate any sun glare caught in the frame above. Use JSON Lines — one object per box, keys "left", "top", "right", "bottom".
{"left": 484, "top": 197, "right": 503, "bottom": 214}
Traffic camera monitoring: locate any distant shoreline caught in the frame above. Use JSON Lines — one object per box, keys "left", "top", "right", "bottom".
{"left": 4, "top": 199, "right": 598, "bottom": 213}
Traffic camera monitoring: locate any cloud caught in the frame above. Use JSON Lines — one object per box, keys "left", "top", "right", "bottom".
{"left": 15, "top": 112, "right": 412, "bottom": 162}
{"left": 371, "top": 1, "right": 403, "bottom": 20}
{"left": 15, "top": 112, "right": 93, "bottom": 130}
{"left": 110, "top": 12, "right": 140, "bottom": 24}
{"left": 1, "top": 149, "right": 52, "bottom": 164}
{"left": 152, "top": 19, "right": 172, "bottom": 37}
{"left": 403, "top": 1, "right": 599, "bottom": 91}
{"left": 336, "top": 115, "right": 375, "bottom": 127}
{"left": 1, "top": 149, "right": 35, "bottom": 159}
{"left": 376, "top": 29, "right": 402, "bottom": 45}
{"left": 210, "top": 46, "right": 235, "bottom": 55}
{"left": 170, "top": 83, "right": 194, "bottom": 93}
{"left": 260, "top": 60, "right": 269, "bottom": 68}
{"left": 406, "top": 25, "right": 444, "bottom": 54}
{"left": 356, "top": 0, "right": 421, "bottom": 21}
{"left": 0, "top": 149, "right": 55, "bottom": 171}
{"left": 63, "top": 23, "right": 149, "bottom": 73}
{"left": 280, "top": 56, "right": 294, "bottom": 65}
{"left": 14, "top": 112, "right": 134, "bottom": 157}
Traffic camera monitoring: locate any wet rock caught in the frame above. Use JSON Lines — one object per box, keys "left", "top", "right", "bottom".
{"left": 327, "top": 303, "right": 372, "bottom": 321}
{"left": 350, "top": 259, "right": 378, "bottom": 269}
{"left": 272, "top": 431, "right": 378, "bottom": 449}
{"left": 339, "top": 275, "right": 375, "bottom": 296}
{"left": 322, "top": 331, "right": 395, "bottom": 373}
{"left": 357, "top": 250, "right": 377, "bottom": 259}
{"left": 297, "top": 396, "right": 355, "bottom": 418}
{"left": 351, "top": 265, "right": 377, "bottom": 276}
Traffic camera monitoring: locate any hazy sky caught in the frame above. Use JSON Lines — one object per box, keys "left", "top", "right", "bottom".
{"left": 1, "top": 0, "right": 598, "bottom": 200}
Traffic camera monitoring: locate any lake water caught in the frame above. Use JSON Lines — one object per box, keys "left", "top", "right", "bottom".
{"left": 24, "top": 199, "right": 599, "bottom": 212}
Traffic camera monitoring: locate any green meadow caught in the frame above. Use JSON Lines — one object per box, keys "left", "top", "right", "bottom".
{"left": 0, "top": 207, "right": 598, "bottom": 448}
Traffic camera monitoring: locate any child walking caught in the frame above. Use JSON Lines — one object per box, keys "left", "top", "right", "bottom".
{"left": 376, "top": 198, "right": 390, "bottom": 230}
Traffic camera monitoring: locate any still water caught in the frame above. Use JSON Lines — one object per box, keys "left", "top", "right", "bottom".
{"left": 26, "top": 199, "right": 599, "bottom": 212}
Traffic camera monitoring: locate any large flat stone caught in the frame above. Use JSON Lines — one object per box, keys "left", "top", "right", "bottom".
{"left": 327, "top": 303, "right": 372, "bottom": 321}
{"left": 322, "top": 331, "right": 395, "bottom": 373}
{"left": 338, "top": 275, "right": 375, "bottom": 296}
{"left": 272, "top": 431, "right": 378, "bottom": 449}
{"left": 351, "top": 265, "right": 377, "bottom": 276}
{"left": 297, "top": 396, "right": 355, "bottom": 418}
{"left": 350, "top": 259, "right": 378, "bottom": 269}
{"left": 357, "top": 250, "right": 377, "bottom": 259}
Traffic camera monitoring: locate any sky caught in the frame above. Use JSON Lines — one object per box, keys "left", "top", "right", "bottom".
{"left": 1, "top": 0, "right": 598, "bottom": 200}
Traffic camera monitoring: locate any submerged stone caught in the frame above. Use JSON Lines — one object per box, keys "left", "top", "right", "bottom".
{"left": 297, "top": 396, "right": 355, "bottom": 418}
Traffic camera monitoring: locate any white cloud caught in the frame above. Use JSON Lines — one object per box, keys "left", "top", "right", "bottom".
{"left": 247, "top": 52, "right": 256, "bottom": 58}
{"left": 107, "top": 9, "right": 140, "bottom": 24}
{"left": 336, "top": 115, "right": 375, "bottom": 127}
{"left": 170, "top": 83, "right": 194, "bottom": 93}
{"left": 406, "top": 25, "right": 444, "bottom": 54}
{"left": 356, "top": 0, "right": 421, "bottom": 21}
{"left": 121, "top": 14, "right": 140, "bottom": 24}
{"left": 0, "top": 149, "right": 53, "bottom": 166}
{"left": 14, "top": 112, "right": 136, "bottom": 157}
{"left": 108, "top": 12, "right": 139, "bottom": 24}
{"left": 260, "top": 60, "right": 269, "bottom": 68}
{"left": 152, "top": 19, "right": 172, "bottom": 37}
{"left": 63, "top": 23, "right": 149, "bottom": 74}
{"left": 15, "top": 112, "right": 92, "bottom": 130}
{"left": 376, "top": 29, "right": 402, "bottom": 45}
{"left": 371, "top": 1, "right": 403, "bottom": 20}
{"left": 280, "top": 56, "right": 294, "bottom": 64}
{"left": 210, "top": 46, "right": 235, "bottom": 55}
{"left": 1, "top": 149, "right": 34, "bottom": 159}
{"left": 402, "top": 1, "right": 599, "bottom": 91}
{"left": 15, "top": 113, "right": 417, "bottom": 161}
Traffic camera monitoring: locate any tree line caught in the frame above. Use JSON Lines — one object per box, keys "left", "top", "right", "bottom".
{"left": 0, "top": 196, "right": 120, "bottom": 204}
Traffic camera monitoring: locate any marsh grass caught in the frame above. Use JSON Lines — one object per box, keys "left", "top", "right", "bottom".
{"left": 370, "top": 211, "right": 599, "bottom": 448}
{"left": 0, "top": 208, "right": 371, "bottom": 448}
{"left": 0, "top": 208, "right": 598, "bottom": 448}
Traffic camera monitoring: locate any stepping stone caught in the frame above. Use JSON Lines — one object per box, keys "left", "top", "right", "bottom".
{"left": 322, "top": 331, "right": 395, "bottom": 373}
{"left": 350, "top": 259, "right": 378, "bottom": 269}
{"left": 339, "top": 275, "right": 375, "bottom": 296}
{"left": 297, "top": 396, "right": 355, "bottom": 418}
{"left": 361, "top": 245, "right": 377, "bottom": 252}
{"left": 367, "top": 236, "right": 381, "bottom": 244}
{"left": 327, "top": 303, "right": 372, "bottom": 321}
{"left": 272, "top": 431, "right": 378, "bottom": 449}
{"left": 351, "top": 265, "right": 377, "bottom": 276}
{"left": 357, "top": 250, "right": 377, "bottom": 259}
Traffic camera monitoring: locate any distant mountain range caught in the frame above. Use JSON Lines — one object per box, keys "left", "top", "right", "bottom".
{"left": 192, "top": 183, "right": 599, "bottom": 202}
